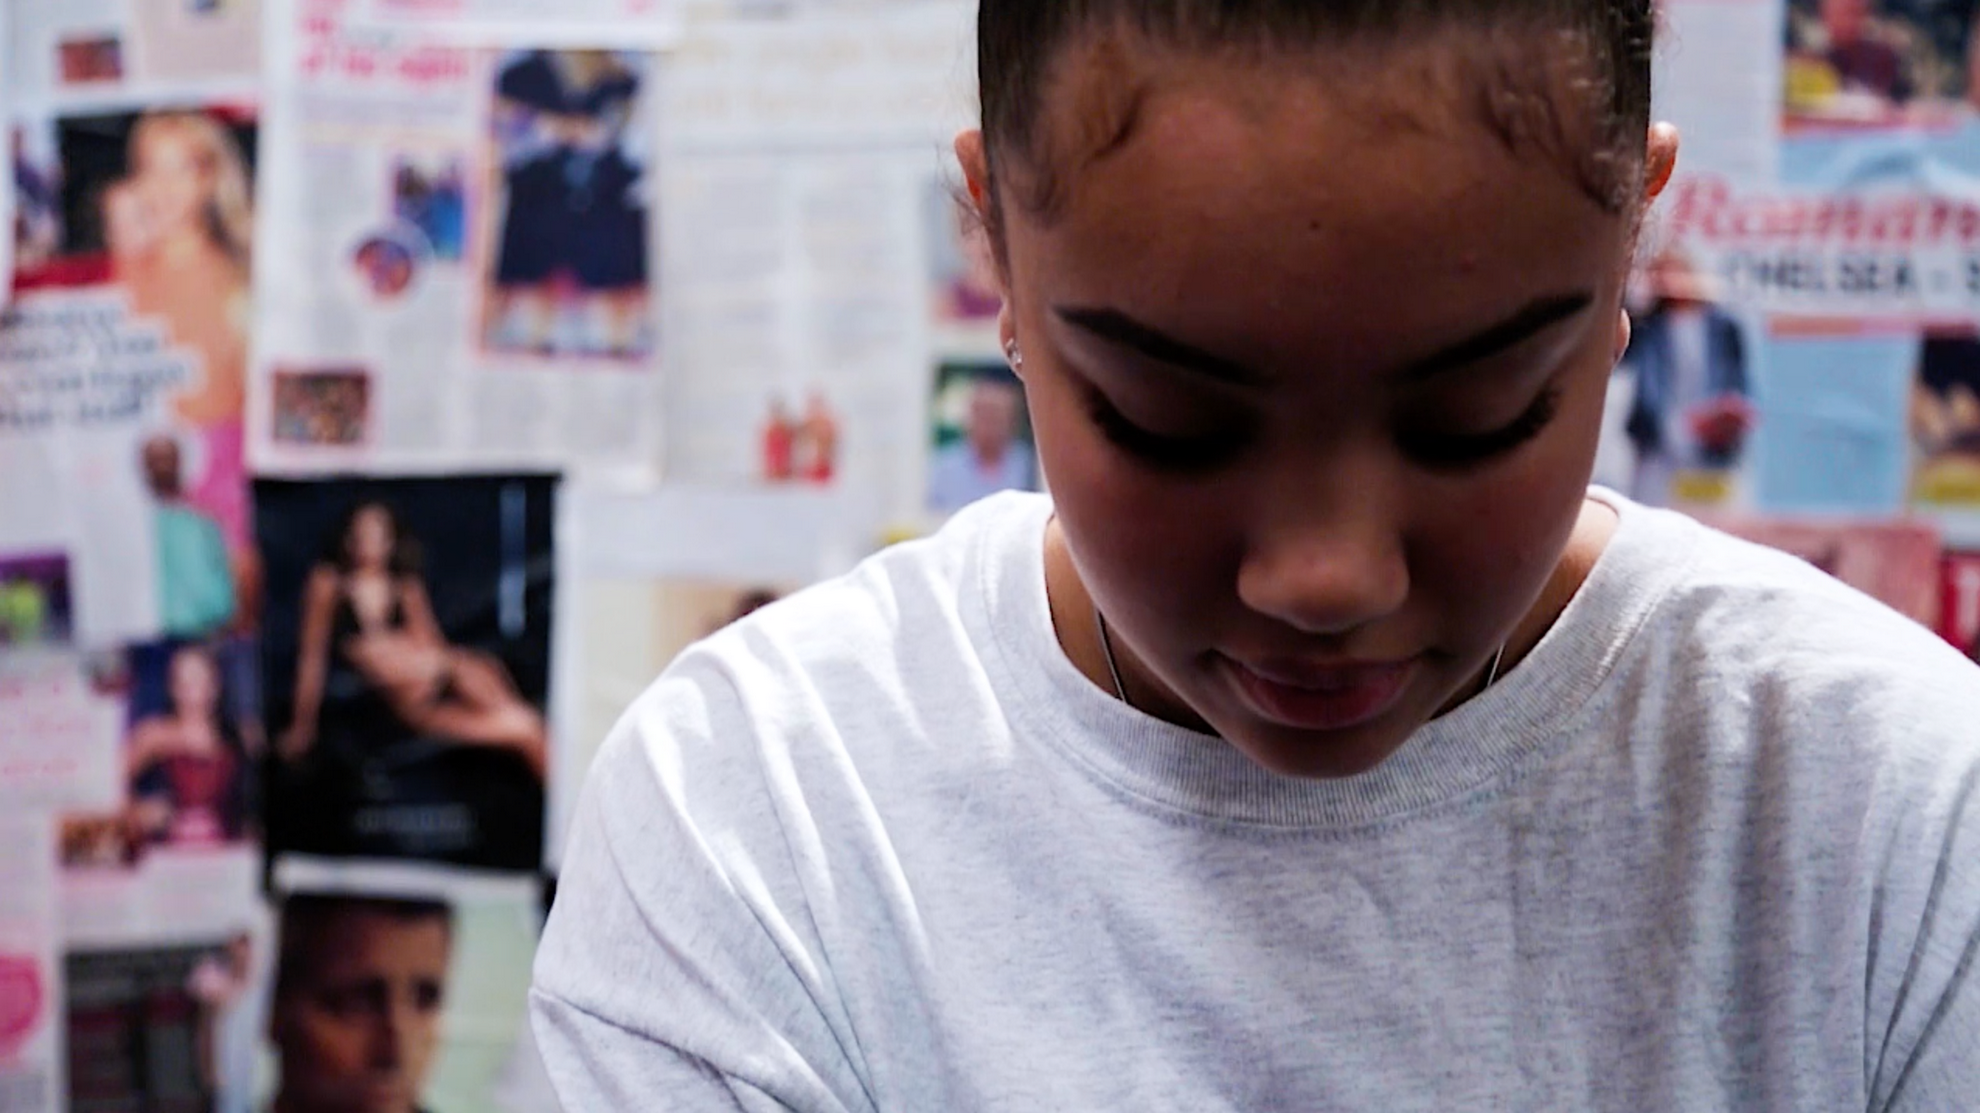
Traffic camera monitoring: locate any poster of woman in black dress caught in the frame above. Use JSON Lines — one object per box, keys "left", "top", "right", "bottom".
{"left": 480, "top": 49, "right": 654, "bottom": 362}
{"left": 256, "top": 475, "right": 557, "bottom": 871}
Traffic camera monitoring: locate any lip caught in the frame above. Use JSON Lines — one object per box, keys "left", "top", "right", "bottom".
{"left": 1220, "top": 653, "right": 1420, "bottom": 732}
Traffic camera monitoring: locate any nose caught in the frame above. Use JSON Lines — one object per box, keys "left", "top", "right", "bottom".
{"left": 368, "top": 1003, "right": 409, "bottom": 1073}
{"left": 1235, "top": 472, "right": 1410, "bottom": 637}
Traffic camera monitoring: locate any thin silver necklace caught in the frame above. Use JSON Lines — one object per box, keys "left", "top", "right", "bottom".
{"left": 1095, "top": 605, "right": 1130, "bottom": 704}
{"left": 1093, "top": 606, "right": 1507, "bottom": 711}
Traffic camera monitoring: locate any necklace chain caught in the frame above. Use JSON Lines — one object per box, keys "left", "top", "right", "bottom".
{"left": 1483, "top": 641, "right": 1506, "bottom": 693}
{"left": 1093, "top": 606, "right": 1509, "bottom": 711}
{"left": 1095, "top": 606, "right": 1130, "bottom": 706}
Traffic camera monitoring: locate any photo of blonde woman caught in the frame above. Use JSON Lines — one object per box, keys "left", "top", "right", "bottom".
{"left": 16, "top": 109, "right": 263, "bottom": 645}
{"left": 108, "top": 110, "right": 255, "bottom": 553}
{"left": 17, "top": 107, "right": 262, "bottom": 624}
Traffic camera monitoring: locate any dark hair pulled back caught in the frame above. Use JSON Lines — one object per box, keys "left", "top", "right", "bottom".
{"left": 977, "top": 0, "right": 1655, "bottom": 217}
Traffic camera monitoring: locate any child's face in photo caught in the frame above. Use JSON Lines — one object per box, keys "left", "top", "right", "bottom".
{"left": 978, "top": 33, "right": 1661, "bottom": 776}
{"left": 271, "top": 911, "right": 450, "bottom": 1113}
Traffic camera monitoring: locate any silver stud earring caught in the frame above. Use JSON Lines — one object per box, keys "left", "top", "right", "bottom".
{"left": 1005, "top": 340, "right": 1023, "bottom": 370}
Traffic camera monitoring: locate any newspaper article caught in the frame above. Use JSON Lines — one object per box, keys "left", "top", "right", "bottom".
{"left": 8, "top": 0, "right": 260, "bottom": 104}
{"left": 319, "top": 0, "right": 678, "bottom": 43}
{"left": 1605, "top": 0, "right": 1980, "bottom": 522}
{"left": 6, "top": 96, "right": 263, "bottom": 648}
{"left": 55, "top": 638, "right": 263, "bottom": 984}
{"left": 0, "top": 817, "right": 62, "bottom": 1113}
{"left": 1653, "top": 0, "right": 1783, "bottom": 190}
{"left": 250, "top": 1, "right": 667, "bottom": 475}
{"left": 658, "top": 4, "right": 975, "bottom": 536}
{"left": 0, "top": 650, "right": 123, "bottom": 813}
{"left": 7, "top": 0, "right": 266, "bottom": 647}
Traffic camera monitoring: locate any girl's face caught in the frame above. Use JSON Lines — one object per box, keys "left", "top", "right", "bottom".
{"left": 973, "top": 36, "right": 1672, "bottom": 777}
{"left": 348, "top": 507, "right": 395, "bottom": 570}
{"left": 134, "top": 128, "right": 211, "bottom": 234}
{"left": 169, "top": 650, "right": 220, "bottom": 717}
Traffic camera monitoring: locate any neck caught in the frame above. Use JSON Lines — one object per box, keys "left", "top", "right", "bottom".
{"left": 1495, "top": 499, "right": 1619, "bottom": 679}
{"left": 1043, "top": 518, "right": 1209, "bottom": 732}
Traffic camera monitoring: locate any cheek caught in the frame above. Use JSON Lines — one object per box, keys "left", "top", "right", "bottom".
{"left": 296, "top": 1014, "right": 371, "bottom": 1075}
{"left": 1410, "top": 373, "right": 1607, "bottom": 632}
{"left": 407, "top": 1013, "right": 442, "bottom": 1063}
{"left": 1030, "top": 372, "right": 1237, "bottom": 633}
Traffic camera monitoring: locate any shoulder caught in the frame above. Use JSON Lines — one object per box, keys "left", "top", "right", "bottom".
{"left": 582, "top": 493, "right": 1048, "bottom": 818}
{"left": 1618, "top": 502, "right": 1980, "bottom": 771}
{"left": 650, "top": 492, "right": 1046, "bottom": 718}
{"left": 127, "top": 715, "right": 173, "bottom": 747}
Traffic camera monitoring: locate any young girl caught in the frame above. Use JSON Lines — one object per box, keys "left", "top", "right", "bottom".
{"left": 534, "top": 1, "right": 1980, "bottom": 1108}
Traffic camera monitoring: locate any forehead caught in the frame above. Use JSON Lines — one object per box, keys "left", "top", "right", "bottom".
{"left": 1007, "top": 36, "right": 1630, "bottom": 371}
{"left": 141, "top": 128, "right": 196, "bottom": 155}
{"left": 171, "top": 651, "right": 213, "bottom": 676}
{"left": 295, "top": 914, "right": 450, "bottom": 984}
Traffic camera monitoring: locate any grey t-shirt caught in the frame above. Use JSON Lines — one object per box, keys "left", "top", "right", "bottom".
{"left": 533, "top": 491, "right": 1980, "bottom": 1111}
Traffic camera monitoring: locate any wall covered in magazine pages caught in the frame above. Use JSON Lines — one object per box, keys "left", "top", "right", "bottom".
{"left": 1598, "top": 0, "right": 1980, "bottom": 657}
{"left": 0, "top": 0, "right": 1974, "bottom": 1110}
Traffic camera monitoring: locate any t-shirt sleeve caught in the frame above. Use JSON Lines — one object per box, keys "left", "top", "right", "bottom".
{"left": 530, "top": 991, "right": 800, "bottom": 1112}
{"left": 1868, "top": 722, "right": 1980, "bottom": 1111}
{"left": 530, "top": 660, "right": 875, "bottom": 1113}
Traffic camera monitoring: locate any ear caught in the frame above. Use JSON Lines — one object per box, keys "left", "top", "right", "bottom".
{"left": 1614, "top": 306, "right": 1633, "bottom": 366}
{"left": 958, "top": 129, "right": 1024, "bottom": 378}
{"left": 1643, "top": 122, "right": 1679, "bottom": 206}
{"left": 956, "top": 129, "right": 992, "bottom": 214}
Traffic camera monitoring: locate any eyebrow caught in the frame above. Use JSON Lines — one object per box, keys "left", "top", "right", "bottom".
{"left": 1053, "top": 292, "right": 1596, "bottom": 387}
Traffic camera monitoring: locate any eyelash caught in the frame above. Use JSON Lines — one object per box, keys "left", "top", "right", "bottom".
{"left": 1084, "top": 391, "right": 1246, "bottom": 473}
{"left": 1399, "top": 386, "right": 1563, "bottom": 468}
{"left": 1084, "top": 385, "right": 1564, "bottom": 474}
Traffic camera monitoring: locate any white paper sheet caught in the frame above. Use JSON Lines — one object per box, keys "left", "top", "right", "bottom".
{"left": 249, "top": 0, "right": 671, "bottom": 477}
